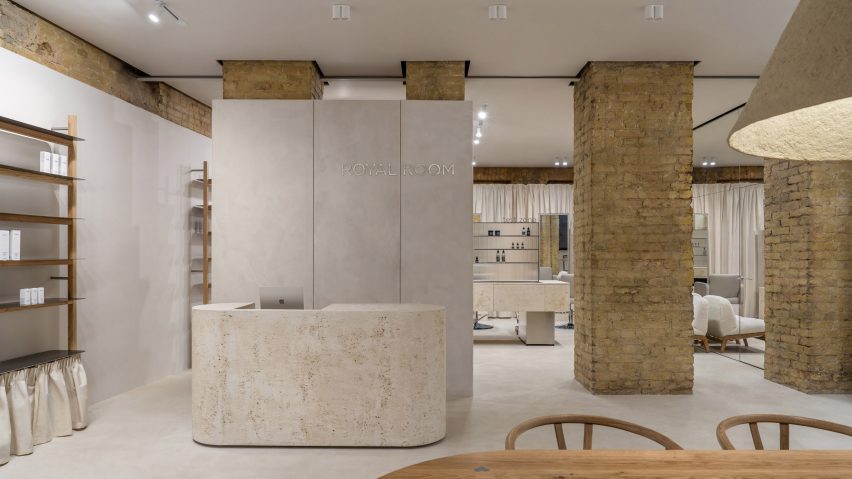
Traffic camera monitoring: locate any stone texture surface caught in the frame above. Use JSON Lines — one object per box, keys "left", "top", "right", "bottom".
{"left": 222, "top": 61, "right": 323, "bottom": 100}
{"left": 573, "top": 62, "right": 695, "bottom": 394}
{"left": 474, "top": 281, "right": 569, "bottom": 312}
{"left": 405, "top": 61, "right": 465, "bottom": 100}
{"left": 191, "top": 302, "right": 446, "bottom": 447}
{"left": 0, "top": 0, "right": 211, "bottom": 137}
{"left": 763, "top": 159, "right": 852, "bottom": 393}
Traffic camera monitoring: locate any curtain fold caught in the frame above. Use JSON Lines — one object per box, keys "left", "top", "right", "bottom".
{"left": 0, "top": 355, "right": 88, "bottom": 466}
{"left": 473, "top": 184, "right": 574, "bottom": 222}
{"left": 692, "top": 183, "right": 765, "bottom": 317}
{"left": 0, "top": 375, "right": 9, "bottom": 465}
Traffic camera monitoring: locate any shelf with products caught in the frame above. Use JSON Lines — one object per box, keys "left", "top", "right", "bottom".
{"left": 0, "top": 163, "right": 84, "bottom": 185}
{"left": 190, "top": 161, "right": 211, "bottom": 304}
{"left": 473, "top": 220, "right": 541, "bottom": 282}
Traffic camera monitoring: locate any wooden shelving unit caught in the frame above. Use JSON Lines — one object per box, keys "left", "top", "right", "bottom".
{"left": 191, "top": 160, "right": 211, "bottom": 304}
{"left": 0, "top": 114, "right": 83, "bottom": 361}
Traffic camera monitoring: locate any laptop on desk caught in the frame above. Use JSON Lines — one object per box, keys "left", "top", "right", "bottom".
{"left": 259, "top": 287, "right": 304, "bottom": 310}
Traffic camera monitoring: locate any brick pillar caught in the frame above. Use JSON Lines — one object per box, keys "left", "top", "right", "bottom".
{"left": 405, "top": 61, "right": 465, "bottom": 100}
{"left": 764, "top": 160, "right": 852, "bottom": 393}
{"left": 222, "top": 61, "right": 323, "bottom": 100}
{"left": 573, "top": 62, "right": 695, "bottom": 394}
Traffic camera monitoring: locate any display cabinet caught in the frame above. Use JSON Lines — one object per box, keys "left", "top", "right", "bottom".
{"left": 693, "top": 213, "right": 709, "bottom": 281}
{"left": 473, "top": 221, "right": 540, "bottom": 282}
{"left": 190, "top": 160, "right": 211, "bottom": 304}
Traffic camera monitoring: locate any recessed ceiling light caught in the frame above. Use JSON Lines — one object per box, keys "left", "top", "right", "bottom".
{"left": 478, "top": 105, "right": 488, "bottom": 120}
{"left": 702, "top": 161, "right": 708, "bottom": 166}
{"left": 488, "top": 4, "right": 507, "bottom": 20}
{"left": 709, "top": 161, "right": 716, "bottom": 166}
{"left": 562, "top": 161, "right": 568, "bottom": 166}
{"left": 645, "top": 4, "right": 664, "bottom": 21}
{"left": 332, "top": 4, "right": 351, "bottom": 20}
{"left": 554, "top": 162, "right": 560, "bottom": 166}
{"left": 472, "top": 161, "right": 477, "bottom": 166}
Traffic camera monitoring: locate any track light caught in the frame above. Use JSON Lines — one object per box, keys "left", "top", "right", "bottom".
{"left": 709, "top": 161, "right": 716, "bottom": 166}
{"left": 488, "top": 5, "right": 508, "bottom": 20}
{"left": 473, "top": 138, "right": 480, "bottom": 145}
{"left": 645, "top": 4, "right": 664, "bottom": 21}
{"left": 332, "top": 4, "right": 351, "bottom": 20}
{"left": 478, "top": 105, "right": 488, "bottom": 120}
{"left": 475, "top": 121, "right": 483, "bottom": 139}
{"left": 562, "top": 161, "right": 568, "bottom": 166}
{"left": 472, "top": 161, "right": 477, "bottom": 166}
{"left": 147, "top": 1, "right": 185, "bottom": 25}
{"left": 554, "top": 162, "right": 560, "bottom": 166}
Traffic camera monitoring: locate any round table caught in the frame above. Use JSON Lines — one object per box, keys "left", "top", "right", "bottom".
{"left": 380, "top": 449, "right": 852, "bottom": 478}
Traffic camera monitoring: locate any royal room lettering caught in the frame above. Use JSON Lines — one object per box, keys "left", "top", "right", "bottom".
{"left": 341, "top": 162, "right": 455, "bottom": 176}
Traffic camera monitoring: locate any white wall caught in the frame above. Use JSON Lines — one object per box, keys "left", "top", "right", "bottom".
{"left": 212, "top": 100, "right": 473, "bottom": 397}
{"left": 0, "top": 48, "right": 211, "bottom": 403}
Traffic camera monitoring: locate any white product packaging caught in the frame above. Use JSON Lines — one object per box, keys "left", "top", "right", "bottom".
{"left": 59, "top": 155, "right": 68, "bottom": 176}
{"left": 30, "top": 288, "right": 40, "bottom": 305}
{"left": 19, "top": 288, "right": 31, "bottom": 306}
{"left": 51, "top": 153, "right": 60, "bottom": 175}
{"left": 37, "top": 287, "right": 45, "bottom": 304}
{"left": 40, "top": 151, "right": 52, "bottom": 172}
{"left": 10, "top": 230, "right": 21, "bottom": 261}
{"left": 0, "top": 230, "right": 8, "bottom": 261}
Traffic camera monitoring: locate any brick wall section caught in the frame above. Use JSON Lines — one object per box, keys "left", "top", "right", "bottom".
{"left": 222, "top": 61, "right": 323, "bottom": 100}
{"left": 693, "top": 166, "right": 763, "bottom": 183}
{"left": 474, "top": 166, "right": 760, "bottom": 184}
{"left": 0, "top": 0, "right": 211, "bottom": 137}
{"left": 405, "top": 61, "right": 465, "bottom": 100}
{"left": 573, "top": 62, "right": 694, "bottom": 394}
{"left": 763, "top": 159, "right": 852, "bottom": 393}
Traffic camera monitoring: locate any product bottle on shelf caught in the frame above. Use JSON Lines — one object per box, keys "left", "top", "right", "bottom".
{"left": 475, "top": 256, "right": 479, "bottom": 263}
{"left": 501, "top": 250, "right": 506, "bottom": 262}
{"left": 526, "top": 227, "right": 531, "bottom": 236}
{"left": 511, "top": 242, "right": 515, "bottom": 249}
{"left": 496, "top": 250, "right": 500, "bottom": 262}
{"left": 521, "top": 242, "right": 525, "bottom": 249}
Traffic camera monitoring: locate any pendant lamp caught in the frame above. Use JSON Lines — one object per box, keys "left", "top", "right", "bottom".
{"left": 728, "top": 0, "right": 852, "bottom": 161}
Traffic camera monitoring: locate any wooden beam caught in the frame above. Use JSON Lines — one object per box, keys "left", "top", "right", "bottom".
{"left": 692, "top": 166, "right": 763, "bottom": 183}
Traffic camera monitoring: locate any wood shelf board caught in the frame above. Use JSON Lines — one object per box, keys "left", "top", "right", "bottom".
{"left": 0, "top": 258, "right": 72, "bottom": 267}
{"left": 0, "top": 349, "right": 85, "bottom": 375}
{"left": 0, "top": 298, "right": 81, "bottom": 314}
{"left": 0, "top": 213, "right": 75, "bottom": 225}
{"left": 0, "top": 163, "right": 83, "bottom": 185}
{"left": 0, "top": 116, "right": 84, "bottom": 145}
{"left": 474, "top": 235, "right": 539, "bottom": 238}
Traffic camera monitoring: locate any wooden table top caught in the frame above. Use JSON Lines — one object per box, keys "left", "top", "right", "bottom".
{"left": 380, "top": 450, "right": 852, "bottom": 478}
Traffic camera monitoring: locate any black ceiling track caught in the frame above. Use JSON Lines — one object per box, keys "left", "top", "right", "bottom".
{"left": 693, "top": 103, "right": 747, "bottom": 131}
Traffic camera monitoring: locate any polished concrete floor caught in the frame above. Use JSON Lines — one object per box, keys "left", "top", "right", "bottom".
{"left": 4, "top": 327, "right": 851, "bottom": 478}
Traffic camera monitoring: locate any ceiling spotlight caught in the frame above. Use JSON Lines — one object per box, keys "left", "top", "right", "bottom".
{"left": 710, "top": 161, "right": 716, "bottom": 166}
{"left": 562, "top": 161, "right": 568, "bottom": 166}
{"left": 472, "top": 161, "right": 477, "bottom": 166}
{"left": 554, "top": 161, "right": 560, "bottom": 166}
{"left": 473, "top": 138, "right": 480, "bottom": 145}
{"left": 644, "top": 4, "right": 664, "bottom": 21}
{"left": 332, "top": 4, "right": 351, "bottom": 20}
{"left": 475, "top": 121, "right": 483, "bottom": 138}
{"left": 148, "top": 1, "right": 185, "bottom": 25}
{"left": 701, "top": 161, "right": 708, "bottom": 166}
{"left": 478, "top": 105, "right": 488, "bottom": 120}
{"left": 488, "top": 4, "right": 508, "bottom": 20}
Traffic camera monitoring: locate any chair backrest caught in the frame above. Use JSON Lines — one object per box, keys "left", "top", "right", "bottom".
{"left": 505, "top": 414, "right": 682, "bottom": 450}
{"left": 709, "top": 274, "right": 741, "bottom": 301}
{"left": 717, "top": 414, "right": 852, "bottom": 450}
{"left": 692, "top": 293, "right": 709, "bottom": 335}
{"left": 693, "top": 281, "right": 709, "bottom": 296}
{"left": 704, "top": 295, "right": 737, "bottom": 337}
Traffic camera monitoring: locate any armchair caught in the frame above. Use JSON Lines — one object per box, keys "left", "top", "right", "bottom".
{"left": 709, "top": 274, "right": 742, "bottom": 315}
{"left": 704, "top": 295, "right": 765, "bottom": 352}
{"left": 692, "top": 293, "right": 709, "bottom": 352}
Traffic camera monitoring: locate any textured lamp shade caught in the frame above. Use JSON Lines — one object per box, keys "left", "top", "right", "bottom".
{"left": 728, "top": 0, "right": 852, "bottom": 161}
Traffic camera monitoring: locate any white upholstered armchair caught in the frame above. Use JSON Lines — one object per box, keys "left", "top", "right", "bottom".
{"left": 704, "top": 295, "right": 765, "bottom": 352}
{"left": 692, "top": 293, "right": 709, "bottom": 352}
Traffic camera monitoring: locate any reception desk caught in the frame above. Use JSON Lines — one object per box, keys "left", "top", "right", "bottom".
{"left": 191, "top": 302, "right": 446, "bottom": 447}
{"left": 474, "top": 281, "right": 570, "bottom": 345}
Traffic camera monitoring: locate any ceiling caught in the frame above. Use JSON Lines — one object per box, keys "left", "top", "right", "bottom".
{"left": 17, "top": 0, "right": 799, "bottom": 167}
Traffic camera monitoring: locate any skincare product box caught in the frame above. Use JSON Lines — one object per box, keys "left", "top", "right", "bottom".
{"left": 20, "top": 288, "right": 31, "bottom": 306}
{"left": 10, "top": 230, "right": 21, "bottom": 261}
{"left": 37, "top": 287, "right": 45, "bottom": 304}
{"left": 0, "top": 230, "right": 8, "bottom": 261}
{"left": 59, "top": 154, "right": 68, "bottom": 176}
{"left": 40, "top": 151, "right": 52, "bottom": 173}
{"left": 51, "top": 152, "right": 60, "bottom": 175}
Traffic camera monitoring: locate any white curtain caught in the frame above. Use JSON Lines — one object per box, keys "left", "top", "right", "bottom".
{"left": 692, "top": 183, "right": 765, "bottom": 317}
{"left": 0, "top": 355, "right": 88, "bottom": 466}
{"left": 473, "top": 184, "right": 573, "bottom": 222}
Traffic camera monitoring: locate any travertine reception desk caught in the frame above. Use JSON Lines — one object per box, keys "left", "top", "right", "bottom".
{"left": 474, "top": 281, "right": 570, "bottom": 345}
{"left": 192, "top": 303, "right": 446, "bottom": 447}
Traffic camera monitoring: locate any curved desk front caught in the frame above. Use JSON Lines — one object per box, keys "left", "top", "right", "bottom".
{"left": 192, "top": 302, "right": 446, "bottom": 447}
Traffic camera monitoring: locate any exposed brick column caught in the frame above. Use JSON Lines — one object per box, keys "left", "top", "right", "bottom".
{"left": 222, "top": 61, "right": 323, "bottom": 100}
{"left": 764, "top": 159, "right": 852, "bottom": 393}
{"left": 573, "top": 62, "right": 695, "bottom": 394}
{"left": 405, "top": 61, "right": 465, "bottom": 100}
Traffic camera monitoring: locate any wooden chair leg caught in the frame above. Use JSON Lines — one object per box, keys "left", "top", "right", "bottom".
{"left": 743, "top": 338, "right": 749, "bottom": 347}
{"left": 702, "top": 338, "right": 710, "bottom": 353}
{"left": 720, "top": 339, "right": 727, "bottom": 353}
